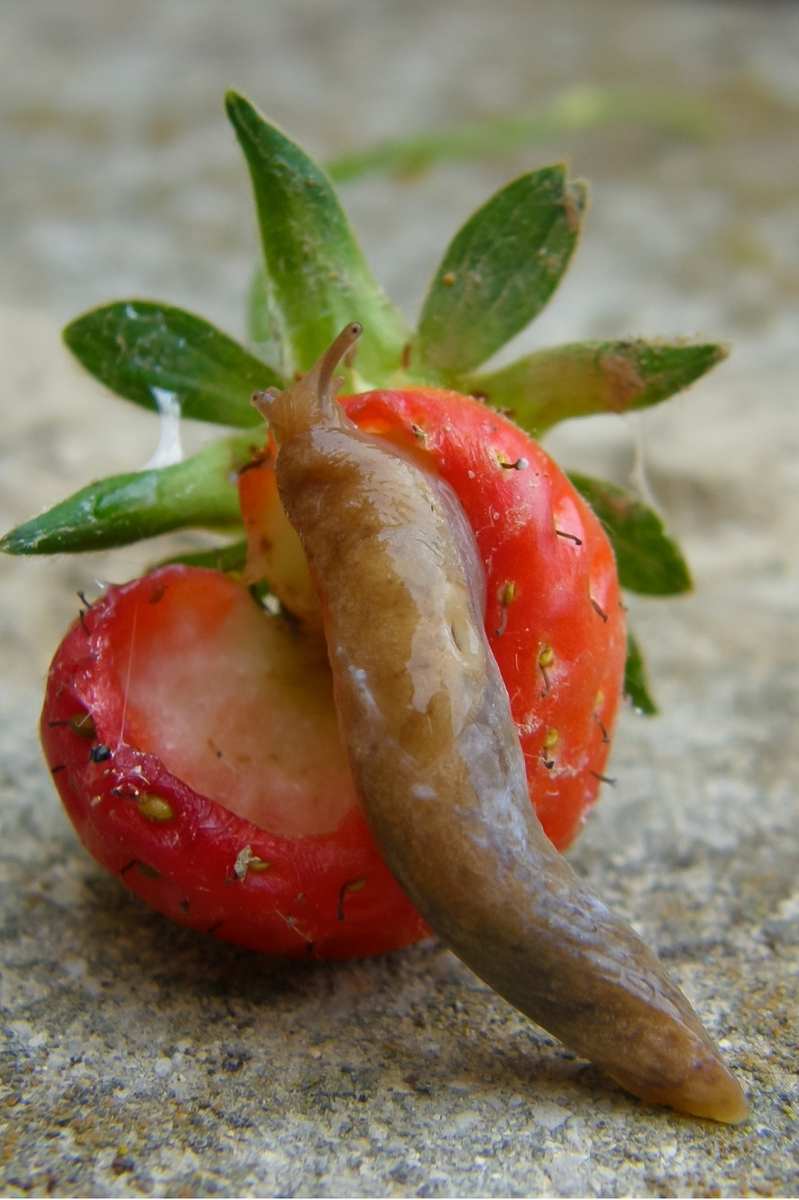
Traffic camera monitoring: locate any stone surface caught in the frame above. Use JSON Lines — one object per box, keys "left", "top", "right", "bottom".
{"left": 1, "top": 2, "right": 797, "bottom": 1196}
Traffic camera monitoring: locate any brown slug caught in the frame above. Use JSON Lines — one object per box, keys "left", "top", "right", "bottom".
{"left": 254, "top": 323, "right": 748, "bottom": 1124}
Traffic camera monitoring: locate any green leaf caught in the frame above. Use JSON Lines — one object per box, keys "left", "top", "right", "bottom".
{"left": 624, "top": 632, "right": 658, "bottom": 715}
{"left": 414, "top": 167, "right": 586, "bottom": 377}
{"left": 570, "top": 473, "right": 692, "bottom": 596}
{"left": 246, "top": 267, "right": 289, "bottom": 379}
{"left": 64, "top": 301, "right": 281, "bottom": 428}
{"left": 1, "top": 435, "right": 256, "bottom": 555}
{"left": 153, "top": 539, "right": 248, "bottom": 574}
{"left": 225, "top": 91, "right": 409, "bottom": 382}
{"left": 462, "top": 339, "right": 728, "bottom": 436}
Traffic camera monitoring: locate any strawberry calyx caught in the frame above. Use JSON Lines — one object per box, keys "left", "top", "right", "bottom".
{"left": 4, "top": 92, "right": 720, "bottom": 707}
{"left": 3, "top": 93, "right": 719, "bottom": 724}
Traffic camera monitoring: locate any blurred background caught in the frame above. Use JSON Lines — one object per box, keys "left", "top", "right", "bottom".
{"left": 1, "top": 3, "right": 797, "bottom": 1196}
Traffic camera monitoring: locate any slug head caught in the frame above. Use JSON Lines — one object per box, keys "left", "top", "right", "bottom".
{"left": 253, "top": 322, "right": 363, "bottom": 443}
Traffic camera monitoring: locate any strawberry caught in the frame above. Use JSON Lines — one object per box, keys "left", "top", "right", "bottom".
{"left": 240, "top": 387, "right": 626, "bottom": 853}
{"left": 40, "top": 390, "right": 623, "bottom": 958}
{"left": 41, "top": 564, "right": 425, "bottom": 958}
{"left": 5, "top": 92, "right": 713, "bottom": 960}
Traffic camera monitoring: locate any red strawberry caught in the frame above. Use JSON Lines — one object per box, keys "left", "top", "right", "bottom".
{"left": 41, "top": 564, "right": 425, "bottom": 959}
{"left": 41, "top": 388, "right": 623, "bottom": 958}
{"left": 342, "top": 388, "right": 626, "bottom": 849}
{"left": 9, "top": 94, "right": 702, "bottom": 961}
{"left": 240, "top": 388, "right": 626, "bottom": 851}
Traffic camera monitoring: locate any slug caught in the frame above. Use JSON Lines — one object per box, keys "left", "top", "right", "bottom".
{"left": 254, "top": 323, "right": 748, "bottom": 1124}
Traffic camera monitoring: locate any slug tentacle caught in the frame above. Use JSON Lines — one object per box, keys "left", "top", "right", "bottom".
{"left": 259, "top": 325, "right": 748, "bottom": 1124}
{"left": 254, "top": 321, "right": 362, "bottom": 441}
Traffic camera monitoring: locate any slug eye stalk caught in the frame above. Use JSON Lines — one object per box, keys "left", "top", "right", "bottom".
{"left": 254, "top": 321, "right": 363, "bottom": 441}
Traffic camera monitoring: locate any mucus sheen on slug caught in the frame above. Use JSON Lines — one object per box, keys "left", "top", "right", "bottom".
{"left": 253, "top": 324, "right": 748, "bottom": 1125}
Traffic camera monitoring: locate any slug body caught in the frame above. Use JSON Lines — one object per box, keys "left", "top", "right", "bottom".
{"left": 256, "top": 325, "right": 747, "bottom": 1123}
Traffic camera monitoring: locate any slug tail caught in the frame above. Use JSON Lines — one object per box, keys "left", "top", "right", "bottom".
{"left": 617, "top": 1050, "right": 749, "bottom": 1124}
{"left": 254, "top": 322, "right": 362, "bottom": 443}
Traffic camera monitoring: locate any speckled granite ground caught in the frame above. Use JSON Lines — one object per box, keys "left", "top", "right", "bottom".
{"left": 1, "top": 2, "right": 797, "bottom": 1196}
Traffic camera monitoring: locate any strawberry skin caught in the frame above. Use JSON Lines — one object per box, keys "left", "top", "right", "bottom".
{"left": 41, "top": 388, "right": 625, "bottom": 959}
{"left": 41, "top": 565, "right": 427, "bottom": 959}
{"left": 342, "top": 389, "right": 626, "bottom": 849}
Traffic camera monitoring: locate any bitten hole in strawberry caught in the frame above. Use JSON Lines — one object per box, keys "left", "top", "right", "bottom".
{"left": 104, "top": 569, "right": 355, "bottom": 837}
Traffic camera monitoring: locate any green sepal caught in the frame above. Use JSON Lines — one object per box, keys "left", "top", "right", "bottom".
{"left": 570, "top": 472, "right": 692, "bottom": 596}
{"left": 414, "top": 167, "right": 586, "bottom": 377}
{"left": 624, "top": 631, "right": 658, "bottom": 715}
{"left": 225, "top": 91, "right": 409, "bottom": 383}
{"left": 462, "top": 339, "right": 728, "bottom": 436}
{"left": 64, "top": 301, "right": 281, "bottom": 428}
{"left": 1, "top": 435, "right": 256, "bottom": 556}
{"left": 153, "top": 539, "right": 248, "bottom": 574}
